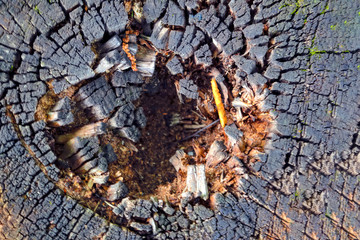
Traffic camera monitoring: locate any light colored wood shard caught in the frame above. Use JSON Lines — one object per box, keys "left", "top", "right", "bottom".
{"left": 211, "top": 78, "right": 227, "bottom": 128}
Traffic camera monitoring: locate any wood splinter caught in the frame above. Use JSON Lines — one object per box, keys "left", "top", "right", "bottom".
{"left": 56, "top": 122, "right": 106, "bottom": 144}
{"left": 211, "top": 78, "right": 227, "bottom": 128}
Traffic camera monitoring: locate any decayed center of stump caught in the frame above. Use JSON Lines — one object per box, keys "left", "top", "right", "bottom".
{"left": 35, "top": 21, "right": 274, "bottom": 213}
{"left": 102, "top": 60, "right": 200, "bottom": 199}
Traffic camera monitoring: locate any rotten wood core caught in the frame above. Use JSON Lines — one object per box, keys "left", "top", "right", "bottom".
{"left": 33, "top": 26, "right": 274, "bottom": 218}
